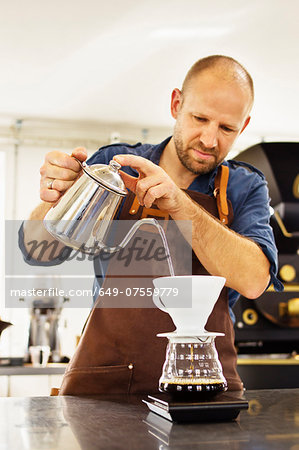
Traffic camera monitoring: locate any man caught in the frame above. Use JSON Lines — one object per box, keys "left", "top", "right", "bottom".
{"left": 20, "top": 55, "right": 282, "bottom": 394}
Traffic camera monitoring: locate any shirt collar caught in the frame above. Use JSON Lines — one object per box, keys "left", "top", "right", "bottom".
{"left": 145, "top": 136, "right": 172, "bottom": 164}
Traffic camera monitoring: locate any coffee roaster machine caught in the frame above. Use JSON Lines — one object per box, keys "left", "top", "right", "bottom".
{"left": 232, "top": 142, "right": 299, "bottom": 388}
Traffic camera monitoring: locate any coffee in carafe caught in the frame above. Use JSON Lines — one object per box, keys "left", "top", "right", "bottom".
{"left": 158, "top": 335, "right": 227, "bottom": 398}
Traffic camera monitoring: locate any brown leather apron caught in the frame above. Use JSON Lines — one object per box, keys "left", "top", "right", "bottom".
{"left": 59, "top": 166, "right": 243, "bottom": 395}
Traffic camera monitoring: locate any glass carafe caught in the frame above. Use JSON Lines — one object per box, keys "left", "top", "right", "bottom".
{"left": 159, "top": 334, "right": 227, "bottom": 398}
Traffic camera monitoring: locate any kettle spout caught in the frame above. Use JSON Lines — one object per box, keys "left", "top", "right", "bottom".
{"left": 103, "top": 218, "right": 175, "bottom": 277}
{"left": 103, "top": 218, "right": 161, "bottom": 253}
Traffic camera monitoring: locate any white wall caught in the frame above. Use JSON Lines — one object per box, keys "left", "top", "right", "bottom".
{"left": 0, "top": 151, "right": 7, "bottom": 356}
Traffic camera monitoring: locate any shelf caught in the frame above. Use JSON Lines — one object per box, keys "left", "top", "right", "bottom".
{"left": 0, "top": 363, "right": 67, "bottom": 376}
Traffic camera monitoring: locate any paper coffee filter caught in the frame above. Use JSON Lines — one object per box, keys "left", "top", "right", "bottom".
{"left": 152, "top": 275, "right": 226, "bottom": 334}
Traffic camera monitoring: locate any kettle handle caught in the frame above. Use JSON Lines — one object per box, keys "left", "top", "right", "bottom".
{"left": 72, "top": 156, "right": 87, "bottom": 170}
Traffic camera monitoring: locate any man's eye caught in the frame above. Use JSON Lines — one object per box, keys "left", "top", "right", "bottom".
{"left": 194, "top": 116, "right": 205, "bottom": 122}
{"left": 222, "top": 126, "right": 234, "bottom": 132}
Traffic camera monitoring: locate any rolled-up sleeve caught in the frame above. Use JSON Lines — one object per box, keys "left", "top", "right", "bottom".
{"left": 228, "top": 166, "right": 283, "bottom": 292}
{"left": 18, "top": 222, "right": 71, "bottom": 266}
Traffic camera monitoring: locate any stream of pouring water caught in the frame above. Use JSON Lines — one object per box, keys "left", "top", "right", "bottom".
{"left": 154, "top": 221, "right": 175, "bottom": 277}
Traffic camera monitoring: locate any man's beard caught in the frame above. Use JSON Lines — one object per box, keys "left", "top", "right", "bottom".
{"left": 173, "top": 133, "right": 219, "bottom": 175}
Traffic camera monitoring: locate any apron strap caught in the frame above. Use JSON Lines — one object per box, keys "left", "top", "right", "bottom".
{"left": 128, "top": 164, "right": 230, "bottom": 225}
{"left": 214, "top": 165, "right": 230, "bottom": 225}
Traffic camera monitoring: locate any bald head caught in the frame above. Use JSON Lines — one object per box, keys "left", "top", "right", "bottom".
{"left": 182, "top": 55, "right": 254, "bottom": 107}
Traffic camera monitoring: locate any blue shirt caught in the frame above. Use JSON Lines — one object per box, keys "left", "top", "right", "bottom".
{"left": 87, "top": 137, "right": 283, "bottom": 311}
{"left": 19, "top": 137, "right": 283, "bottom": 320}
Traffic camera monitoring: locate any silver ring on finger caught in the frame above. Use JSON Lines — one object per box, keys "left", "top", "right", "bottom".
{"left": 47, "top": 179, "right": 55, "bottom": 190}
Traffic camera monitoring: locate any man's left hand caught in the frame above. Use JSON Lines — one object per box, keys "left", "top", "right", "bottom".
{"left": 113, "top": 154, "right": 186, "bottom": 213}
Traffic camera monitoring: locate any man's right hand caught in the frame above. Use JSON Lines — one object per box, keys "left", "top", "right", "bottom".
{"left": 39, "top": 147, "right": 88, "bottom": 203}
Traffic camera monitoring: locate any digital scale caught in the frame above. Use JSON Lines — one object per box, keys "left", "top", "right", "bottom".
{"left": 143, "top": 392, "right": 249, "bottom": 423}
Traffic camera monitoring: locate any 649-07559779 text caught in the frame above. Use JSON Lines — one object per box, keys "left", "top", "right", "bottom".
{"left": 97, "top": 287, "right": 179, "bottom": 297}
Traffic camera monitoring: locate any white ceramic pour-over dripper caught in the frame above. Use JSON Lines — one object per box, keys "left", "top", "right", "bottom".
{"left": 152, "top": 275, "right": 226, "bottom": 335}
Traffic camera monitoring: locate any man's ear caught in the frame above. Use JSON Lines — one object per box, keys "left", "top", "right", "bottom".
{"left": 240, "top": 116, "right": 251, "bottom": 134}
{"left": 170, "top": 88, "right": 182, "bottom": 119}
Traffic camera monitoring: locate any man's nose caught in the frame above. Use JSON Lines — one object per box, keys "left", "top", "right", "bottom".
{"left": 199, "top": 124, "right": 218, "bottom": 149}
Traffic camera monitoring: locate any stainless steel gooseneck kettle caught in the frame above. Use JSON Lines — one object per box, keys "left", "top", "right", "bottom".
{"left": 43, "top": 158, "right": 158, "bottom": 255}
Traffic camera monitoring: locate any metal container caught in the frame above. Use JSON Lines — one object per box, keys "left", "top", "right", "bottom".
{"left": 44, "top": 158, "right": 157, "bottom": 255}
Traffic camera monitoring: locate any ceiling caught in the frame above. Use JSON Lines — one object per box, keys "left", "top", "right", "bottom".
{"left": 1, "top": 0, "right": 299, "bottom": 141}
